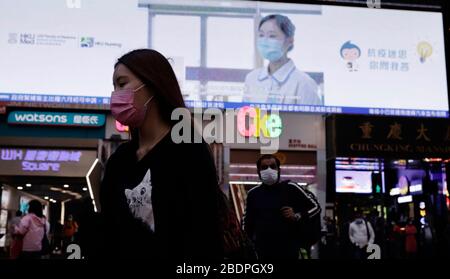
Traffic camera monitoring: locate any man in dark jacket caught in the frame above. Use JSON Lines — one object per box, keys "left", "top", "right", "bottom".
{"left": 243, "top": 154, "right": 321, "bottom": 260}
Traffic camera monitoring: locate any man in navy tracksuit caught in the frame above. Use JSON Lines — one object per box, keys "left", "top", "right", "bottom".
{"left": 243, "top": 154, "right": 321, "bottom": 260}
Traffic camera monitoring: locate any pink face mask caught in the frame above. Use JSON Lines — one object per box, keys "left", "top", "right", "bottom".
{"left": 110, "top": 84, "right": 153, "bottom": 128}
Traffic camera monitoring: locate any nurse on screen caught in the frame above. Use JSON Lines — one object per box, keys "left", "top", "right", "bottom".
{"left": 243, "top": 14, "right": 322, "bottom": 105}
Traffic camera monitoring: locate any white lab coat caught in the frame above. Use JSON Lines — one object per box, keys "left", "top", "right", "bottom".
{"left": 243, "top": 59, "right": 321, "bottom": 105}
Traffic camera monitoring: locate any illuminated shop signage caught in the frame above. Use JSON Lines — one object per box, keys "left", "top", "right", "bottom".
{"left": 1, "top": 149, "right": 81, "bottom": 172}
{"left": 0, "top": 148, "right": 97, "bottom": 177}
{"left": 397, "top": 195, "right": 413, "bottom": 204}
{"left": 8, "top": 111, "right": 105, "bottom": 127}
{"left": 330, "top": 115, "right": 450, "bottom": 158}
{"left": 237, "top": 106, "right": 282, "bottom": 138}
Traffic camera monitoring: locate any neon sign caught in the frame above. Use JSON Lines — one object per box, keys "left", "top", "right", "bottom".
{"left": 8, "top": 111, "right": 105, "bottom": 127}
{"left": 237, "top": 106, "right": 282, "bottom": 138}
{"left": 0, "top": 149, "right": 82, "bottom": 173}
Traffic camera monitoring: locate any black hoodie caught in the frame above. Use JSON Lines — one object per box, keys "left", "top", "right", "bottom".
{"left": 99, "top": 133, "right": 223, "bottom": 260}
{"left": 243, "top": 180, "right": 321, "bottom": 259}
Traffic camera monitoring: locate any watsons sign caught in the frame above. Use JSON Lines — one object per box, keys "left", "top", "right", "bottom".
{"left": 8, "top": 111, "right": 105, "bottom": 127}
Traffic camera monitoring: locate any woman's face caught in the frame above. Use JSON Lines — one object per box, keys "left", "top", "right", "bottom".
{"left": 112, "top": 63, "right": 152, "bottom": 108}
{"left": 258, "top": 19, "right": 293, "bottom": 53}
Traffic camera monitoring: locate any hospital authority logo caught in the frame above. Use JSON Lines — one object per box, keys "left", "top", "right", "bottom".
{"left": 340, "top": 41, "right": 361, "bottom": 72}
{"left": 80, "top": 37, "right": 94, "bottom": 48}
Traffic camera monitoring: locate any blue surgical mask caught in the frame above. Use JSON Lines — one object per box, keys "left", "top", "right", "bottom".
{"left": 257, "top": 38, "right": 285, "bottom": 62}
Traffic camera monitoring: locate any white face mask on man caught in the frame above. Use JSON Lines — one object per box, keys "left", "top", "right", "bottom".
{"left": 260, "top": 167, "right": 279, "bottom": 185}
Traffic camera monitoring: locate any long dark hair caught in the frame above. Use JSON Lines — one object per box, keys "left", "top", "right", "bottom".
{"left": 28, "top": 200, "right": 44, "bottom": 218}
{"left": 115, "top": 49, "right": 186, "bottom": 140}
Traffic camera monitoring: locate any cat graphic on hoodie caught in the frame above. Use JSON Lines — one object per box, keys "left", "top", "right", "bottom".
{"left": 124, "top": 169, "right": 155, "bottom": 231}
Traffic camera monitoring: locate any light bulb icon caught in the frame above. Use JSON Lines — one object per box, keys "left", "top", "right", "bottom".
{"left": 417, "top": 41, "right": 432, "bottom": 63}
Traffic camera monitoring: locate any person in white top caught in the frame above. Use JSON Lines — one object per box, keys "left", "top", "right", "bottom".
{"left": 349, "top": 211, "right": 375, "bottom": 259}
{"left": 244, "top": 14, "right": 321, "bottom": 105}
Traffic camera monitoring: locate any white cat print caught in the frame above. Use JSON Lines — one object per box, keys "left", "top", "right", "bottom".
{"left": 124, "top": 169, "right": 155, "bottom": 231}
